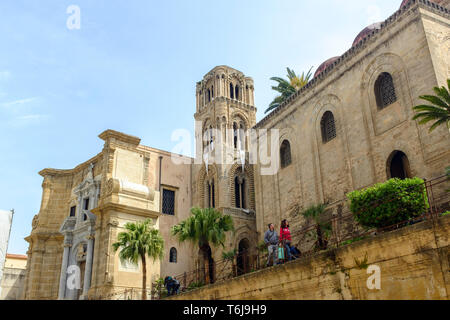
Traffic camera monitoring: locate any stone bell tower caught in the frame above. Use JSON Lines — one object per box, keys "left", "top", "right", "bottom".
{"left": 191, "top": 66, "right": 258, "bottom": 272}
{"left": 193, "top": 65, "right": 257, "bottom": 209}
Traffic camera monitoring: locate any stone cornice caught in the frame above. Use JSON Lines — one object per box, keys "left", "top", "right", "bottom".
{"left": 39, "top": 153, "right": 103, "bottom": 177}
{"left": 196, "top": 96, "right": 257, "bottom": 118}
{"left": 99, "top": 129, "right": 141, "bottom": 146}
{"left": 92, "top": 202, "right": 161, "bottom": 219}
{"left": 254, "top": 0, "right": 450, "bottom": 129}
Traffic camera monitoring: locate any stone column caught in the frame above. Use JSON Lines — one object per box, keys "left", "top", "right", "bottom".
{"left": 82, "top": 236, "right": 95, "bottom": 299}
{"left": 58, "top": 243, "right": 71, "bottom": 299}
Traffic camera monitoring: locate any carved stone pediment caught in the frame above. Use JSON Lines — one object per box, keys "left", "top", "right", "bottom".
{"left": 59, "top": 217, "right": 77, "bottom": 234}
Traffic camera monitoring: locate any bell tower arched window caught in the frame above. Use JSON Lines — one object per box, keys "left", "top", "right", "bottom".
{"left": 207, "top": 179, "right": 215, "bottom": 208}
{"left": 234, "top": 168, "right": 247, "bottom": 209}
{"left": 235, "top": 85, "right": 239, "bottom": 101}
{"left": 233, "top": 122, "right": 238, "bottom": 149}
{"left": 375, "top": 72, "right": 397, "bottom": 109}
{"left": 230, "top": 83, "right": 234, "bottom": 99}
{"left": 320, "top": 111, "right": 337, "bottom": 143}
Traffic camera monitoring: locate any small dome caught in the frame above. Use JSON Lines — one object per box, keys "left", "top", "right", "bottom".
{"left": 352, "top": 22, "right": 382, "bottom": 47}
{"left": 314, "top": 56, "right": 339, "bottom": 78}
{"left": 400, "top": 0, "right": 443, "bottom": 8}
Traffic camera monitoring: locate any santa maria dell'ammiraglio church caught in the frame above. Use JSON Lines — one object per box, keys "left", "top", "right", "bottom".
{"left": 23, "top": 0, "right": 450, "bottom": 299}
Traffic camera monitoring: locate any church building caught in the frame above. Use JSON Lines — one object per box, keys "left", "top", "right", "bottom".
{"left": 22, "top": 0, "right": 450, "bottom": 299}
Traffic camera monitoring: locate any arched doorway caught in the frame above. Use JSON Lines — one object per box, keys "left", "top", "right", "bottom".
{"left": 237, "top": 239, "right": 250, "bottom": 276}
{"left": 387, "top": 151, "right": 411, "bottom": 180}
{"left": 199, "top": 245, "right": 215, "bottom": 284}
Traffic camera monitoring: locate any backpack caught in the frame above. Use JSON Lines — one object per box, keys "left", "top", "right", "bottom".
{"left": 278, "top": 247, "right": 285, "bottom": 260}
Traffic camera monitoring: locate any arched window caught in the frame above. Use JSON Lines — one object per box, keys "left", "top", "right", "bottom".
{"left": 207, "top": 89, "right": 211, "bottom": 102}
{"left": 321, "top": 111, "right": 337, "bottom": 143}
{"left": 234, "top": 168, "right": 246, "bottom": 209}
{"left": 207, "top": 179, "right": 215, "bottom": 208}
{"left": 375, "top": 72, "right": 397, "bottom": 109}
{"left": 387, "top": 151, "right": 411, "bottom": 180}
{"left": 230, "top": 83, "right": 234, "bottom": 99}
{"left": 280, "top": 140, "right": 292, "bottom": 168}
{"left": 169, "top": 247, "right": 177, "bottom": 263}
{"left": 233, "top": 122, "right": 238, "bottom": 149}
{"left": 211, "top": 86, "right": 214, "bottom": 99}
{"left": 239, "top": 123, "right": 245, "bottom": 150}
{"left": 235, "top": 85, "right": 239, "bottom": 101}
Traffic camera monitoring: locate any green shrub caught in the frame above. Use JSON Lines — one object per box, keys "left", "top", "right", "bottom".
{"left": 442, "top": 211, "right": 450, "bottom": 217}
{"left": 347, "top": 178, "right": 429, "bottom": 229}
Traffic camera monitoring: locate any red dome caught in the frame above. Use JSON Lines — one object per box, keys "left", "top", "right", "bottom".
{"left": 352, "top": 22, "right": 382, "bottom": 47}
{"left": 314, "top": 56, "right": 339, "bottom": 78}
{"left": 400, "top": 0, "right": 443, "bottom": 8}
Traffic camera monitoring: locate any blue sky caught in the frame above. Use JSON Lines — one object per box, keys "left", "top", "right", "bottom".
{"left": 0, "top": 0, "right": 401, "bottom": 254}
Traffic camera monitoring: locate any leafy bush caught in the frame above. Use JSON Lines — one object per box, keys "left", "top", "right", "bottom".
{"left": 347, "top": 178, "right": 429, "bottom": 229}
{"left": 187, "top": 281, "right": 205, "bottom": 291}
{"left": 442, "top": 211, "right": 450, "bottom": 217}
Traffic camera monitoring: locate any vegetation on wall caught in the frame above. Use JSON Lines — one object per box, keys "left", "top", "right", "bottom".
{"left": 412, "top": 79, "right": 450, "bottom": 133}
{"left": 301, "top": 204, "right": 332, "bottom": 251}
{"left": 347, "top": 178, "right": 429, "bottom": 229}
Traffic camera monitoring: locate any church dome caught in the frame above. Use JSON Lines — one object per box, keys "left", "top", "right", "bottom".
{"left": 400, "top": 0, "right": 443, "bottom": 8}
{"left": 352, "top": 22, "right": 382, "bottom": 47}
{"left": 314, "top": 56, "right": 339, "bottom": 78}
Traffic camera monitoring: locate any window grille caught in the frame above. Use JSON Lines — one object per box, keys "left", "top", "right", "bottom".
{"left": 162, "top": 189, "right": 175, "bottom": 215}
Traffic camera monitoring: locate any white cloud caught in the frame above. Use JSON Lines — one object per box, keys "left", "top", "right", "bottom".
{"left": 1, "top": 97, "right": 39, "bottom": 108}
{"left": 9, "top": 114, "right": 49, "bottom": 127}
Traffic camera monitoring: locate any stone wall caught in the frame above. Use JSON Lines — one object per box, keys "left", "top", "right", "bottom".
{"left": 169, "top": 215, "right": 450, "bottom": 300}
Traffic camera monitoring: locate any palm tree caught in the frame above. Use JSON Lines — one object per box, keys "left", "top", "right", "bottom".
{"left": 112, "top": 219, "right": 164, "bottom": 300}
{"left": 265, "top": 67, "right": 313, "bottom": 114}
{"left": 301, "top": 204, "right": 331, "bottom": 251}
{"left": 413, "top": 79, "right": 450, "bottom": 134}
{"left": 171, "top": 207, "right": 234, "bottom": 283}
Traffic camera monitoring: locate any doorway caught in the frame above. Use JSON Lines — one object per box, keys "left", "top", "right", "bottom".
{"left": 237, "top": 238, "right": 250, "bottom": 276}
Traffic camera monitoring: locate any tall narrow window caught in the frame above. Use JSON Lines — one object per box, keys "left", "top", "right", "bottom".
{"left": 83, "top": 198, "right": 89, "bottom": 221}
{"left": 234, "top": 169, "right": 247, "bottom": 209}
{"left": 211, "top": 86, "right": 214, "bottom": 99}
{"left": 69, "top": 206, "right": 76, "bottom": 217}
{"left": 320, "top": 111, "right": 337, "bottom": 143}
{"left": 375, "top": 72, "right": 397, "bottom": 109}
{"left": 233, "top": 122, "right": 238, "bottom": 149}
{"left": 280, "top": 140, "right": 292, "bottom": 168}
{"left": 162, "top": 189, "right": 175, "bottom": 215}
{"left": 207, "top": 89, "right": 211, "bottom": 102}
{"left": 83, "top": 198, "right": 90, "bottom": 210}
{"left": 169, "top": 248, "right": 177, "bottom": 263}
{"left": 230, "top": 83, "right": 234, "bottom": 99}
{"left": 211, "top": 180, "right": 215, "bottom": 208}
{"left": 235, "top": 177, "right": 241, "bottom": 208}
{"left": 235, "top": 85, "right": 239, "bottom": 101}
{"left": 207, "top": 180, "right": 215, "bottom": 208}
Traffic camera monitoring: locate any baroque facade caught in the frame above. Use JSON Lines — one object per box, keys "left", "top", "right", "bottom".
{"left": 23, "top": 0, "right": 450, "bottom": 299}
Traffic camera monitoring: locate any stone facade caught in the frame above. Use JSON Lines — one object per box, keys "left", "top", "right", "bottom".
{"left": 22, "top": 0, "right": 450, "bottom": 300}
{"left": 170, "top": 215, "right": 450, "bottom": 300}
